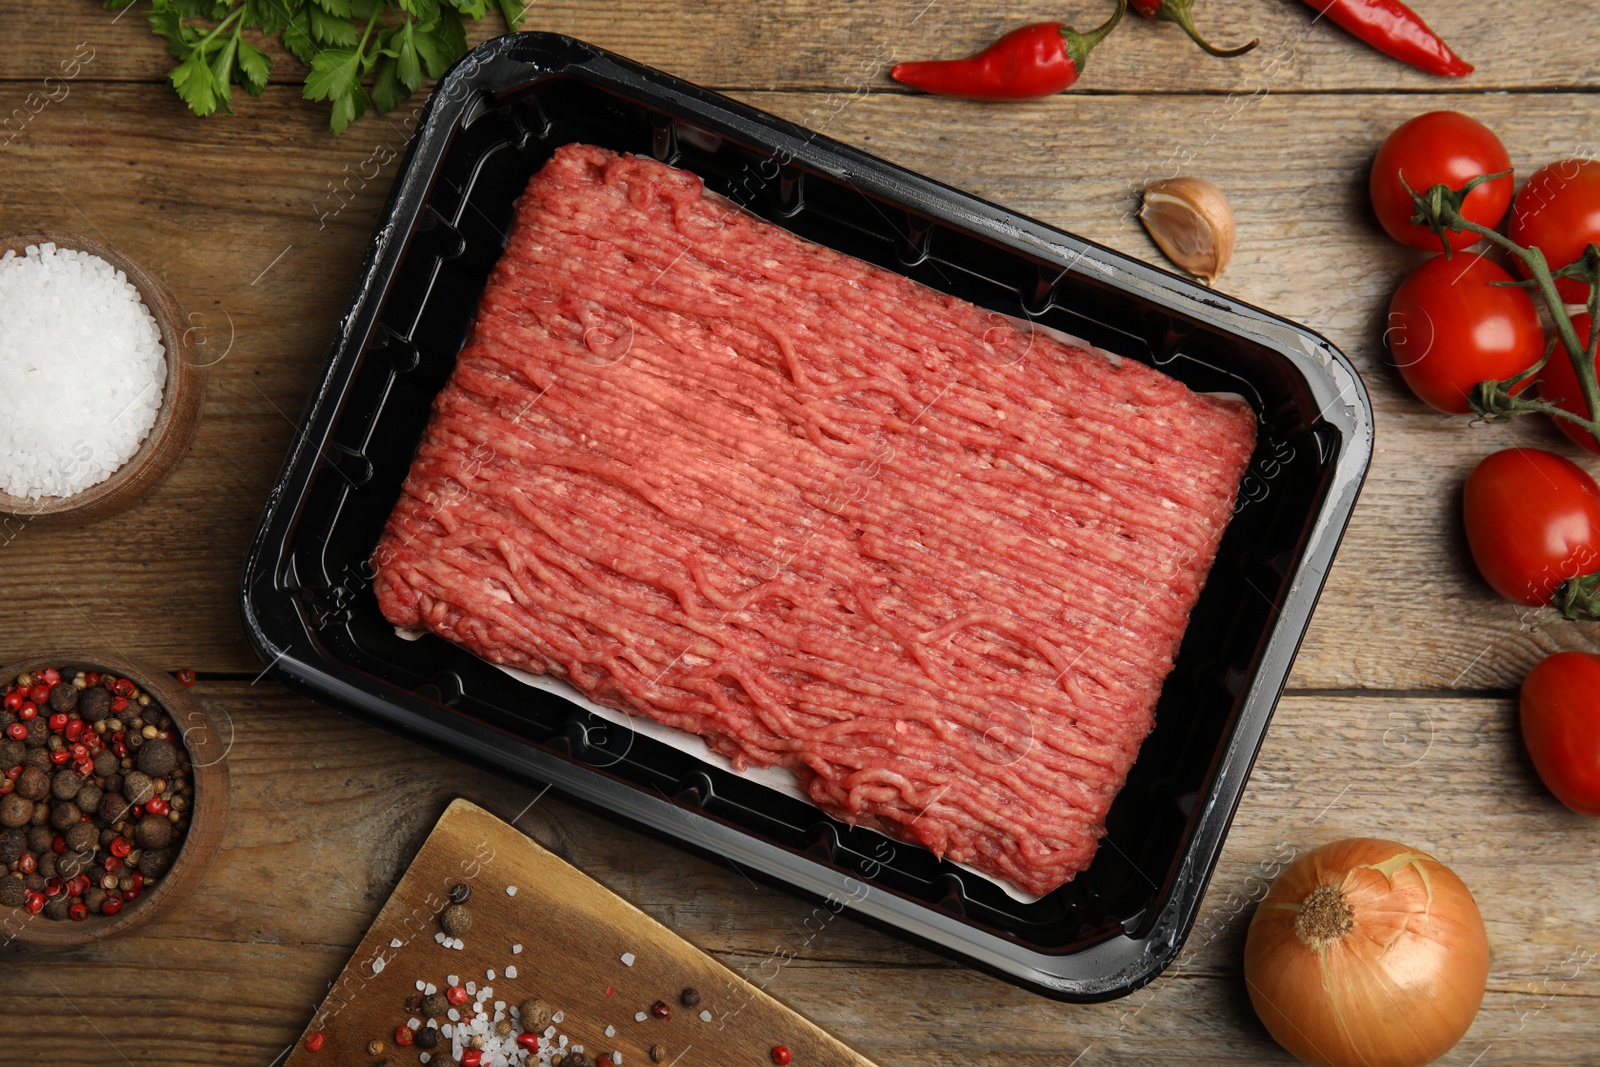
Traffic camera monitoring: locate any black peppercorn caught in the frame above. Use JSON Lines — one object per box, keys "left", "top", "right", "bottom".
{"left": 47, "top": 684, "right": 77, "bottom": 713}
{"left": 122, "top": 771, "right": 155, "bottom": 806}
{"left": 92, "top": 751, "right": 118, "bottom": 778}
{"left": 22, "top": 872, "right": 45, "bottom": 892}
{"left": 0, "top": 828, "right": 23, "bottom": 865}
{"left": 0, "top": 794, "right": 31, "bottom": 828}
{"left": 134, "top": 813, "right": 173, "bottom": 850}
{"left": 21, "top": 719, "right": 47, "bottom": 748}
{"left": 84, "top": 886, "right": 106, "bottom": 912}
{"left": 65, "top": 822, "right": 96, "bottom": 853}
{"left": 568, "top": 1053, "right": 590, "bottom": 1067}
{"left": 28, "top": 802, "right": 47, "bottom": 827}
{"left": 124, "top": 731, "right": 145, "bottom": 755}
{"left": 448, "top": 882, "right": 472, "bottom": 904}
{"left": 50, "top": 802, "right": 82, "bottom": 831}
{"left": 75, "top": 783, "right": 102, "bottom": 815}
{"left": 0, "top": 873, "right": 25, "bottom": 906}
{"left": 0, "top": 739, "right": 24, "bottom": 770}
{"left": 23, "top": 748, "right": 51, "bottom": 772}
{"left": 98, "top": 793, "right": 132, "bottom": 825}
{"left": 136, "top": 848, "right": 173, "bottom": 880}
{"left": 414, "top": 1026, "right": 440, "bottom": 1051}
{"left": 56, "top": 849, "right": 92, "bottom": 879}
{"left": 102, "top": 772, "right": 123, "bottom": 797}
{"left": 137, "top": 738, "right": 177, "bottom": 778}
{"left": 36, "top": 851, "right": 57, "bottom": 879}
{"left": 26, "top": 825, "right": 52, "bottom": 854}
{"left": 420, "top": 992, "right": 449, "bottom": 1019}
{"left": 51, "top": 770, "right": 84, "bottom": 801}
{"left": 679, "top": 987, "right": 701, "bottom": 1008}
{"left": 78, "top": 687, "right": 111, "bottom": 723}
{"left": 42, "top": 894, "right": 70, "bottom": 921}
{"left": 439, "top": 902, "right": 472, "bottom": 936}
{"left": 15, "top": 766, "right": 49, "bottom": 802}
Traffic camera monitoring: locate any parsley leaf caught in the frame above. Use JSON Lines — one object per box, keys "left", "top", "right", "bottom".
{"left": 114, "top": 0, "right": 524, "bottom": 132}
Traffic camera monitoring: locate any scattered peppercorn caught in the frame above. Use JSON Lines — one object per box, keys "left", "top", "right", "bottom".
{"left": 520, "top": 998, "right": 553, "bottom": 1030}
{"left": 448, "top": 882, "right": 472, "bottom": 904}
{"left": 597, "top": 1055, "right": 615, "bottom": 1067}
{"left": 413, "top": 1025, "right": 440, "bottom": 1051}
{"left": 304, "top": 1032, "right": 325, "bottom": 1053}
{"left": 175, "top": 669, "right": 196, "bottom": 688}
{"left": 567, "top": 1053, "right": 590, "bottom": 1067}
{"left": 393, "top": 1024, "right": 415, "bottom": 1047}
{"left": 771, "top": 1046, "right": 792, "bottom": 1065}
{"left": 650, "top": 1044, "right": 667, "bottom": 1063}
{"left": 650, "top": 999, "right": 671, "bottom": 1019}
{"left": 420, "top": 992, "right": 449, "bottom": 1018}
{"left": 495, "top": 1018, "right": 514, "bottom": 1037}
{"left": 679, "top": 987, "right": 701, "bottom": 1008}
{"left": 367, "top": 1039, "right": 385, "bottom": 1055}
{"left": 439, "top": 902, "right": 473, "bottom": 936}
{"left": 447, "top": 984, "right": 470, "bottom": 1007}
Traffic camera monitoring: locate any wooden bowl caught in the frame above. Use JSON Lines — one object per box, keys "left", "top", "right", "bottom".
{"left": 0, "top": 230, "right": 205, "bottom": 526}
{"left": 0, "top": 652, "right": 229, "bottom": 947}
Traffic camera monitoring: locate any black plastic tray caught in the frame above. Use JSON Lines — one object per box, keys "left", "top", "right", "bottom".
{"left": 241, "top": 32, "right": 1372, "bottom": 1002}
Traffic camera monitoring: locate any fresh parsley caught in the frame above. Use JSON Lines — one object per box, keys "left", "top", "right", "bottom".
{"left": 105, "top": 0, "right": 524, "bottom": 132}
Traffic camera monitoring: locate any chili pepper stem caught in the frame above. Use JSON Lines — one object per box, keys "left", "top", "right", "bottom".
{"left": 1064, "top": 0, "right": 1129, "bottom": 73}
{"left": 1156, "top": 0, "right": 1258, "bottom": 58}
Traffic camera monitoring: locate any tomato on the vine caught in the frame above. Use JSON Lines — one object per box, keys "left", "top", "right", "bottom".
{"left": 1371, "top": 111, "right": 1514, "bottom": 252}
{"left": 1386, "top": 253, "right": 1543, "bottom": 414}
{"left": 1521, "top": 652, "right": 1600, "bottom": 816}
{"left": 1535, "top": 314, "right": 1600, "bottom": 453}
{"left": 1463, "top": 448, "right": 1600, "bottom": 605}
{"left": 1508, "top": 159, "right": 1600, "bottom": 305}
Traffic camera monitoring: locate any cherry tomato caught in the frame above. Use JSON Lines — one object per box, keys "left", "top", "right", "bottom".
{"left": 1371, "top": 111, "right": 1514, "bottom": 252}
{"left": 1463, "top": 448, "right": 1600, "bottom": 605}
{"left": 1534, "top": 314, "right": 1600, "bottom": 453}
{"left": 1386, "top": 253, "right": 1543, "bottom": 413}
{"left": 1508, "top": 159, "right": 1600, "bottom": 305}
{"left": 1520, "top": 652, "right": 1600, "bottom": 816}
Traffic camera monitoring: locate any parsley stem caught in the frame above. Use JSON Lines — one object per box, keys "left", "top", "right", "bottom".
{"left": 355, "top": 7, "right": 382, "bottom": 70}
{"left": 193, "top": 5, "right": 246, "bottom": 54}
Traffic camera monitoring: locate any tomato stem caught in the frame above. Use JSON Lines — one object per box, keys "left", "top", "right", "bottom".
{"left": 1407, "top": 178, "right": 1600, "bottom": 452}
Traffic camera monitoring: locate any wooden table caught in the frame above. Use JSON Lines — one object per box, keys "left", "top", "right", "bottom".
{"left": 2, "top": 3, "right": 1597, "bottom": 1063}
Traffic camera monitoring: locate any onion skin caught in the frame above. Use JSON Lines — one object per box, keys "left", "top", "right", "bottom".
{"left": 1243, "top": 839, "right": 1489, "bottom": 1067}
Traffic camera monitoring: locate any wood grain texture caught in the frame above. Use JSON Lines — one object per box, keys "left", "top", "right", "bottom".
{"left": 1, "top": 84, "right": 1598, "bottom": 686}
{"left": 0, "top": 12, "right": 1598, "bottom": 1063}
{"left": 283, "top": 799, "right": 878, "bottom": 1067}
{"left": 0, "top": 1, "right": 1595, "bottom": 93}
{"left": 0, "top": 686, "right": 1592, "bottom": 1065}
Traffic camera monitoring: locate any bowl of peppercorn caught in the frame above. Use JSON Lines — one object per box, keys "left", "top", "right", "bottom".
{"left": 0, "top": 652, "right": 229, "bottom": 946}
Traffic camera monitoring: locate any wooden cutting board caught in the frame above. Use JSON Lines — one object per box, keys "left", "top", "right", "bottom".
{"left": 285, "top": 798, "right": 879, "bottom": 1067}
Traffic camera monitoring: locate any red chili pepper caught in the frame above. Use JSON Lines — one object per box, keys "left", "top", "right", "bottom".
{"left": 1299, "top": 0, "right": 1471, "bottom": 76}
{"left": 892, "top": 1, "right": 1126, "bottom": 100}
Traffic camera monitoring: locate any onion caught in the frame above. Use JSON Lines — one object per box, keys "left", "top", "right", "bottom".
{"left": 1243, "top": 838, "right": 1489, "bottom": 1067}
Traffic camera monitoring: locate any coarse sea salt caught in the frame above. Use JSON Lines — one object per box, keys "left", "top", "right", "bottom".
{"left": 0, "top": 243, "right": 167, "bottom": 499}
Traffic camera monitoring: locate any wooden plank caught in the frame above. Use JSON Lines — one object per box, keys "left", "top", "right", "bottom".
{"left": 1, "top": 1, "right": 1595, "bottom": 94}
{"left": 282, "top": 799, "right": 878, "bottom": 1067}
{"left": 2, "top": 85, "right": 1599, "bottom": 689}
{"left": 0, "top": 685, "right": 1594, "bottom": 1065}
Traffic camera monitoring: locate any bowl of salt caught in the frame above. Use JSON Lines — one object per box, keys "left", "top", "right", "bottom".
{"left": 0, "top": 229, "right": 204, "bottom": 525}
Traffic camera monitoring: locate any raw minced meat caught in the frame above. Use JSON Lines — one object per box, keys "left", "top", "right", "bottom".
{"left": 373, "top": 143, "right": 1257, "bottom": 896}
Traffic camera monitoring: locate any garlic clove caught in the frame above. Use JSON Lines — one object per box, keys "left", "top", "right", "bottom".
{"left": 1138, "top": 177, "right": 1236, "bottom": 284}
